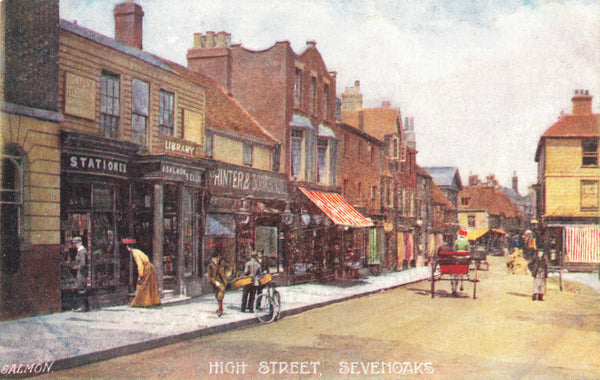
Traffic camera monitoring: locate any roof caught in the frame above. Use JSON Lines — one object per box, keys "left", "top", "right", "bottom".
{"left": 152, "top": 60, "right": 279, "bottom": 145}
{"left": 415, "top": 165, "right": 432, "bottom": 178}
{"left": 541, "top": 114, "right": 600, "bottom": 138}
{"left": 299, "top": 187, "right": 374, "bottom": 228}
{"left": 458, "top": 186, "right": 523, "bottom": 218}
{"left": 424, "top": 167, "right": 463, "bottom": 190}
{"left": 341, "top": 107, "right": 402, "bottom": 141}
{"left": 431, "top": 181, "right": 455, "bottom": 210}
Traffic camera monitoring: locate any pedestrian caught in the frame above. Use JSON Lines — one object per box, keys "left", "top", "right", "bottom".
{"left": 207, "top": 250, "right": 232, "bottom": 317}
{"left": 451, "top": 229, "right": 471, "bottom": 295}
{"left": 523, "top": 230, "right": 537, "bottom": 260}
{"left": 241, "top": 251, "right": 262, "bottom": 312}
{"left": 69, "top": 237, "right": 89, "bottom": 312}
{"left": 528, "top": 250, "right": 548, "bottom": 301}
{"left": 122, "top": 238, "right": 161, "bottom": 307}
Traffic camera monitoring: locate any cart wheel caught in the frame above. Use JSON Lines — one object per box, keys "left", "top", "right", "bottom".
{"left": 431, "top": 259, "right": 436, "bottom": 298}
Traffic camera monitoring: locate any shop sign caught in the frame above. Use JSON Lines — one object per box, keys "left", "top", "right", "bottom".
{"left": 161, "top": 137, "right": 201, "bottom": 158}
{"left": 161, "top": 163, "right": 203, "bottom": 185}
{"left": 64, "top": 72, "right": 96, "bottom": 120}
{"left": 65, "top": 154, "right": 127, "bottom": 175}
{"left": 207, "top": 166, "right": 287, "bottom": 196}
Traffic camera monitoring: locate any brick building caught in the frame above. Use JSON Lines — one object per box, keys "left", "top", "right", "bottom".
{"left": 187, "top": 33, "right": 374, "bottom": 283}
{"left": 1, "top": 0, "right": 62, "bottom": 320}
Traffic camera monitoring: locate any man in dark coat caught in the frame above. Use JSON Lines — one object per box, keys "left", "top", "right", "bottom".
{"left": 207, "top": 251, "right": 232, "bottom": 317}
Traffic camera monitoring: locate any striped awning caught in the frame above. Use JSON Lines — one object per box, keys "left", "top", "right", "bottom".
{"left": 299, "top": 187, "right": 373, "bottom": 228}
{"left": 565, "top": 226, "right": 600, "bottom": 263}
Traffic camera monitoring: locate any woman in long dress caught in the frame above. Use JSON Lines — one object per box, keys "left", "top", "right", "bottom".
{"left": 123, "top": 238, "right": 161, "bottom": 307}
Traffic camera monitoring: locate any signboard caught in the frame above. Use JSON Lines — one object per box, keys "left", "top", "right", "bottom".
{"left": 207, "top": 164, "right": 287, "bottom": 198}
{"left": 161, "top": 136, "right": 202, "bottom": 159}
{"left": 63, "top": 153, "right": 128, "bottom": 177}
{"left": 64, "top": 72, "right": 96, "bottom": 120}
{"left": 160, "top": 163, "right": 203, "bottom": 186}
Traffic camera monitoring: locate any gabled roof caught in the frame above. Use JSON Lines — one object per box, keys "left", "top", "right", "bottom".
{"left": 458, "top": 186, "right": 522, "bottom": 218}
{"left": 541, "top": 114, "right": 600, "bottom": 138}
{"left": 341, "top": 107, "right": 402, "bottom": 141}
{"left": 424, "top": 167, "right": 463, "bottom": 190}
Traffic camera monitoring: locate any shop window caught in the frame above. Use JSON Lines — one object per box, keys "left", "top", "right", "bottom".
{"left": 582, "top": 138, "right": 598, "bottom": 166}
{"left": 294, "top": 68, "right": 303, "bottom": 108}
{"left": 205, "top": 133, "right": 213, "bottom": 158}
{"left": 1, "top": 152, "right": 23, "bottom": 274}
{"left": 243, "top": 143, "right": 253, "bottom": 166}
{"left": 100, "top": 70, "right": 120, "bottom": 138}
{"left": 159, "top": 90, "right": 175, "bottom": 136}
{"left": 131, "top": 78, "right": 149, "bottom": 147}
{"left": 291, "top": 129, "right": 303, "bottom": 179}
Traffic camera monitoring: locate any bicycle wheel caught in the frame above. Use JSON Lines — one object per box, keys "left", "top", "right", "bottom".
{"left": 254, "top": 294, "right": 276, "bottom": 324}
{"left": 271, "top": 290, "right": 281, "bottom": 320}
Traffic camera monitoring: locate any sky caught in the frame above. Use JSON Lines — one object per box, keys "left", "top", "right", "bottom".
{"left": 60, "top": 0, "right": 600, "bottom": 194}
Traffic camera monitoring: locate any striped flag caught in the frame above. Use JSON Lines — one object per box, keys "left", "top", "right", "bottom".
{"left": 565, "top": 226, "right": 600, "bottom": 263}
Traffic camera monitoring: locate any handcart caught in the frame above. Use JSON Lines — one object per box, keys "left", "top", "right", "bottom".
{"left": 431, "top": 249, "right": 479, "bottom": 299}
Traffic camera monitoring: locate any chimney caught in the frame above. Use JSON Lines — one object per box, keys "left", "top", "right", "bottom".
{"left": 354, "top": 80, "right": 360, "bottom": 94}
{"left": 306, "top": 40, "right": 317, "bottom": 48}
{"left": 512, "top": 171, "right": 519, "bottom": 194}
{"left": 114, "top": 1, "right": 144, "bottom": 50}
{"left": 572, "top": 89, "right": 593, "bottom": 115}
{"left": 358, "top": 110, "right": 364, "bottom": 130}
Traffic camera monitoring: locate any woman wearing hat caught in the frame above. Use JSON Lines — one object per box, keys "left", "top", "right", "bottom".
{"left": 122, "top": 238, "right": 160, "bottom": 307}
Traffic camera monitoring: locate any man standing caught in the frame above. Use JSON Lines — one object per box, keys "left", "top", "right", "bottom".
{"left": 70, "top": 237, "right": 89, "bottom": 312}
{"left": 207, "top": 251, "right": 232, "bottom": 317}
{"left": 241, "top": 251, "right": 262, "bottom": 312}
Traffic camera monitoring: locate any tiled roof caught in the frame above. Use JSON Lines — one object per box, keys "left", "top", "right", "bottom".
{"left": 458, "top": 186, "right": 522, "bottom": 218}
{"left": 541, "top": 114, "right": 600, "bottom": 138}
{"left": 159, "top": 59, "right": 278, "bottom": 145}
{"left": 432, "top": 181, "right": 455, "bottom": 210}
{"left": 341, "top": 107, "right": 402, "bottom": 141}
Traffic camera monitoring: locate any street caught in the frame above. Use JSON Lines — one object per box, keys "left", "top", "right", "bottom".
{"left": 41, "top": 256, "right": 600, "bottom": 380}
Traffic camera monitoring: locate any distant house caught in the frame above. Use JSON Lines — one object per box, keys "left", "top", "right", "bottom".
{"left": 458, "top": 186, "right": 523, "bottom": 234}
{"left": 424, "top": 167, "right": 463, "bottom": 208}
{"left": 535, "top": 90, "right": 600, "bottom": 270}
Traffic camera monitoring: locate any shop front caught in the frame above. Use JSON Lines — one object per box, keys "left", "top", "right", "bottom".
{"left": 204, "top": 161, "right": 289, "bottom": 287}
{"left": 131, "top": 152, "right": 205, "bottom": 298}
{"left": 60, "top": 131, "right": 138, "bottom": 309}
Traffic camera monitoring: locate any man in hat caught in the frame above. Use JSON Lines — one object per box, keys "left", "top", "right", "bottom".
{"left": 70, "top": 237, "right": 89, "bottom": 312}
{"left": 241, "top": 251, "right": 262, "bottom": 312}
{"left": 207, "top": 250, "right": 232, "bottom": 317}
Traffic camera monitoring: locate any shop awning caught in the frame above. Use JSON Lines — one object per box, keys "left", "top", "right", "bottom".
{"left": 467, "top": 228, "right": 489, "bottom": 241}
{"left": 491, "top": 229, "right": 506, "bottom": 235}
{"left": 299, "top": 187, "right": 374, "bottom": 228}
{"left": 565, "top": 226, "right": 600, "bottom": 263}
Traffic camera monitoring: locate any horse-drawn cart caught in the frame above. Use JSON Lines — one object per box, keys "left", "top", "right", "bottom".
{"left": 430, "top": 249, "right": 479, "bottom": 299}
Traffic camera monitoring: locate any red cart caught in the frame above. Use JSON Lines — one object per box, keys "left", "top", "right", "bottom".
{"left": 430, "top": 250, "right": 479, "bottom": 299}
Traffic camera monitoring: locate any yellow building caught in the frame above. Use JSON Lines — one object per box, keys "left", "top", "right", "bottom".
{"left": 535, "top": 90, "right": 600, "bottom": 268}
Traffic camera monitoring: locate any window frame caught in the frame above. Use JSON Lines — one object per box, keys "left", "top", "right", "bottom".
{"left": 159, "top": 89, "right": 175, "bottom": 137}
{"left": 294, "top": 68, "right": 303, "bottom": 108}
{"left": 243, "top": 143, "right": 253, "bottom": 167}
{"left": 290, "top": 129, "right": 304, "bottom": 179}
{"left": 317, "top": 138, "right": 328, "bottom": 184}
{"left": 581, "top": 179, "right": 599, "bottom": 211}
{"left": 582, "top": 138, "right": 599, "bottom": 167}
{"left": 1, "top": 152, "right": 24, "bottom": 274}
{"left": 100, "top": 70, "right": 120, "bottom": 138}
{"left": 131, "top": 78, "right": 149, "bottom": 147}
{"left": 310, "top": 76, "right": 317, "bottom": 115}
{"left": 205, "top": 132, "right": 213, "bottom": 158}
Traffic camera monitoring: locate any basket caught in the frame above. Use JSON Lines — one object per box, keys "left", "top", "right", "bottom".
{"left": 258, "top": 273, "right": 272, "bottom": 285}
{"left": 232, "top": 275, "right": 253, "bottom": 289}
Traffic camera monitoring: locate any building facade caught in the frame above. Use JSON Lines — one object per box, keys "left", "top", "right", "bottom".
{"left": 535, "top": 90, "right": 600, "bottom": 269}
{"left": 1, "top": 0, "right": 62, "bottom": 320}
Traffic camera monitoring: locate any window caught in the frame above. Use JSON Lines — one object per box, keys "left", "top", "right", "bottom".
{"left": 371, "top": 186, "right": 378, "bottom": 200}
{"left": 100, "top": 71, "right": 120, "bottom": 138}
{"left": 468, "top": 215, "right": 476, "bottom": 228}
{"left": 1, "top": 151, "right": 22, "bottom": 274}
{"left": 358, "top": 140, "right": 363, "bottom": 161}
{"left": 343, "top": 179, "right": 349, "bottom": 196}
{"left": 357, "top": 182, "right": 362, "bottom": 200}
{"left": 317, "top": 139, "right": 328, "bottom": 184}
{"left": 390, "top": 137, "right": 398, "bottom": 159}
{"left": 159, "top": 90, "right": 175, "bottom": 136}
{"left": 310, "top": 77, "right": 317, "bottom": 115}
{"left": 582, "top": 138, "right": 598, "bottom": 166}
{"left": 461, "top": 197, "right": 470, "bottom": 206}
{"left": 323, "top": 83, "right": 330, "bottom": 119}
{"left": 205, "top": 133, "right": 213, "bottom": 158}
{"left": 581, "top": 180, "right": 599, "bottom": 210}
{"left": 294, "top": 68, "right": 303, "bottom": 108}
{"left": 291, "top": 129, "right": 303, "bottom": 179}
{"left": 243, "top": 143, "right": 253, "bottom": 166}
{"left": 131, "top": 78, "right": 149, "bottom": 147}
{"left": 272, "top": 145, "right": 281, "bottom": 173}
{"left": 344, "top": 133, "right": 350, "bottom": 157}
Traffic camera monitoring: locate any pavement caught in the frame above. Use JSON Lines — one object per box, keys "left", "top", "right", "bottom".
{"left": 0, "top": 266, "right": 431, "bottom": 375}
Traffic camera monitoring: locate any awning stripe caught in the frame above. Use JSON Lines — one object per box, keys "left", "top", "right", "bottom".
{"left": 565, "top": 226, "right": 600, "bottom": 263}
{"left": 299, "top": 187, "right": 373, "bottom": 227}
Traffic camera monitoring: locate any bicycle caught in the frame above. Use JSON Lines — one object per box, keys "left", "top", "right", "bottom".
{"left": 254, "top": 276, "right": 281, "bottom": 324}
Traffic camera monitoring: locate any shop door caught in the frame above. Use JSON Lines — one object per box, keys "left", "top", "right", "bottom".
{"left": 255, "top": 226, "right": 281, "bottom": 273}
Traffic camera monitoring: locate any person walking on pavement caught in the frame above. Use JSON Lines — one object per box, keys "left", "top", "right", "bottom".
{"left": 241, "top": 251, "right": 262, "bottom": 312}
{"left": 452, "top": 229, "right": 470, "bottom": 296}
{"left": 207, "top": 250, "right": 232, "bottom": 317}
{"left": 528, "top": 250, "right": 548, "bottom": 301}
{"left": 70, "top": 237, "right": 89, "bottom": 312}
{"left": 123, "top": 238, "right": 161, "bottom": 307}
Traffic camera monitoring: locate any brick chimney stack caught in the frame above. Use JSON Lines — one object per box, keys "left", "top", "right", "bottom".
{"left": 512, "top": 171, "right": 519, "bottom": 194}
{"left": 114, "top": 1, "right": 144, "bottom": 50}
{"left": 572, "top": 89, "right": 592, "bottom": 115}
